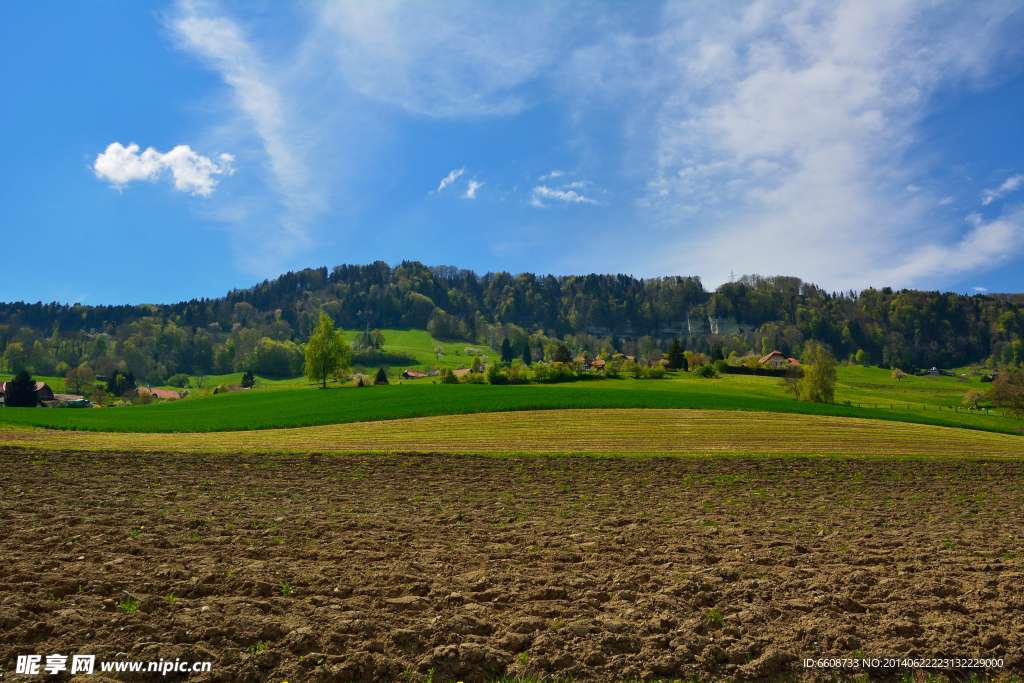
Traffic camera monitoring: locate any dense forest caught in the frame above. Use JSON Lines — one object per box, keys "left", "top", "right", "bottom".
{"left": 1, "top": 261, "right": 1022, "bottom": 384}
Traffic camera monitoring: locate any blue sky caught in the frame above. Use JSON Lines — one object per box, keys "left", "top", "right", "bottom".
{"left": 2, "top": 1, "right": 1023, "bottom": 306}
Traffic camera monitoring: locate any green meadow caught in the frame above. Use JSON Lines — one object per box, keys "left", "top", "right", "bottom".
{"left": 2, "top": 364, "right": 1018, "bottom": 435}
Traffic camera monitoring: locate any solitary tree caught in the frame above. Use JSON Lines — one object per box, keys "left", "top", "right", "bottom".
{"left": 369, "top": 329, "right": 386, "bottom": 349}
{"left": 65, "top": 365, "right": 95, "bottom": 395}
{"left": 963, "top": 389, "right": 986, "bottom": 408}
{"left": 303, "top": 312, "right": 351, "bottom": 389}
{"left": 521, "top": 343, "right": 532, "bottom": 366}
{"left": 4, "top": 369, "right": 38, "bottom": 407}
{"left": 373, "top": 366, "right": 389, "bottom": 385}
{"left": 241, "top": 370, "right": 255, "bottom": 388}
{"left": 667, "top": 337, "right": 684, "bottom": 370}
{"left": 500, "top": 338, "right": 514, "bottom": 364}
{"left": 798, "top": 341, "right": 837, "bottom": 404}
{"left": 891, "top": 368, "right": 907, "bottom": 382}
{"left": 990, "top": 369, "right": 1024, "bottom": 420}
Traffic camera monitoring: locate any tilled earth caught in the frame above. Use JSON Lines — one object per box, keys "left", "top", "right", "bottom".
{"left": 1, "top": 448, "right": 1023, "bottom": 683}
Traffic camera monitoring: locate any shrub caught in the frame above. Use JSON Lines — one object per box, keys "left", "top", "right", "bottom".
{"left": 167, "top": 373, "right": 191, "bottom": 388}
{"left": 713, "top": 359, "right": 729, "bottom": 375}
{"left": 486, "top": 363, "right": 508, "bottom": 385}
{"left": 459, "top": 370, "right": 486, "bottom": 384}
{"left": 438, "top": 367, "right": 459, "bottom": 384}
{"left": 635, "top": 365, "right": 667, "bottom": 380}
{"left": 693, "top": 364, "right": 718, "bottom": 378}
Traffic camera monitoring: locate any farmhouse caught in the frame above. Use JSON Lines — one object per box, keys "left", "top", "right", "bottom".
{"left": 145, "top": 388, "right": 181, "bottom": 400}
{"left": 576, "top": 356, "right": 607, "bottom": 371}
{"left": 759, "top": 350, "right": 800, "bottom": 369}
{"left": 401, "top": 369, "right": 428, "bottom": 379}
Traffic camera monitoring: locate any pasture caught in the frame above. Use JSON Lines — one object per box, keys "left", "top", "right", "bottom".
{"left": 0, "top": 375, "right": 1020, "bottom": 436}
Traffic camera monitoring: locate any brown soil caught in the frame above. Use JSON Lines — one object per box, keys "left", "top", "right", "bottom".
{"left": 1, "top": 448, "right": 1022, "bottom": 683}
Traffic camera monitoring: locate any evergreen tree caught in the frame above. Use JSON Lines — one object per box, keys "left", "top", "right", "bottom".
{"left": 521, "top": 342, "right": 532, "bottom": 366}
{"left": 4, "top": 369, "right": 38, "bottom": 407}
{"left": 500, "top": 338, "right": 514, "bottom": 364}
{"left": 123, "top": 370, "right": 137, "bottom": 392}
{"left": 710, "top": 346, "right": 724, "bottom": 362}
{"left": 667, "top": 337, "right": 683, "bottom": 370}
{"left": 680, "top": 353, "right": 688, "bottom": 372}
{"left": 241, "top": 370, "right": 255, "bottom": 388}
{"left": 374, "top": 366, "right": 389, "bottom": 385}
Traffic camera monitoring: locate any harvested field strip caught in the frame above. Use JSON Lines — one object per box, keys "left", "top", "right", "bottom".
{"left": 2, "top": 408, "right": 1021, "bottom": 457}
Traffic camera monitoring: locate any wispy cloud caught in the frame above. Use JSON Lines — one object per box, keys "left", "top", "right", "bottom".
{"left": 589, "top": 0, "right": 1024, "bottom": 289}
{"left": 434, "top": 168, "right": 464, "bottom": 193}
{"left": 463, "top": 179, "right": 484, "bottom": 199}
{"left": 317, "top": 3, "right": 572, "bottom": 117}
{"left": 939, "top": 196, "right": 954, "bottom": 205}
{"left": 973, "top": 286, "right": 988, "bottom": 292}
{"left": 530, "top": 184, "right": 598, "bottom": 208}
{"left": 93, "top": 142, "right": 234, "bottom": 196}
{"left": 981, "top": 173, "right": 1024, "bottom": 205}
{"left": 539, "top": 170, "right": 564, "bottom": 181}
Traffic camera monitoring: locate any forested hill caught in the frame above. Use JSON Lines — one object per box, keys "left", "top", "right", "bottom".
{"left": 1, "top": 261, "right": 1023, "bottom": 378}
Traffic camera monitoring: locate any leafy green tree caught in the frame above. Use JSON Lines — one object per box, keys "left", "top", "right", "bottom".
{"left": 438, "top": 367, "right": 459, "bottom": 384}
{"left": 855, "top": 349, "right": 867, "bottom": 365}
{"left": 303, "top": 312, "right": 351, "bottom": 389}
{"left": 66, "top": 366, "right": 96, "bottom": 395}
{"left": 373, "top": 366, "right": 389, "bottom": 385}
{"left": 471, "top": 355, "right": 482, "bottom": 372}
{"left": 963, "top": 389, "right": 986, "bottom": 408}
{"left": 4, "top": 369, "right": 38, "bottom": 407}
{"left": 521, "top": 342, "right": 532, "bottom": 366}
{"left": 369, "top": 329, "right": 386, "bottom": 349}
{"left": 990, "top": 368, "right": 1024, "bottom": 420}
{"left": 241, "top": 370, "right": 255, "bottom": 388}
{"left": 798, "top": 341, "right": 837, "bottom": 404}
{"left": 553, "top": 345, "right": 572, "bottom": 364}
{"left": 500, "top": 338, "right": 514, "bottom": 364}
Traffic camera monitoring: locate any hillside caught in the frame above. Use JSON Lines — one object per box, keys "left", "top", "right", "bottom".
{"left": 1, "top": 261, "right": 1022, "bottom": 384}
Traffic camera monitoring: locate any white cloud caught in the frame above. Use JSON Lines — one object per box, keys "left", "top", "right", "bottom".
{"left": 530, "top": 184, "right": 598, "bottom": 208}
{"left": 539, "top": 170, "right": 564, "bottom": 181}
{"left": 93, "top": 142, "right": 234, "bottom": 196}
{"left": 981, "top": 173, "right": 1024, "bottom": 205}
{"left": 463, "top": 179, "right": 484, "bottom": 199}
{"left": 906, "top": 185, "right": 920, "bottom": 193}
{"left": 939, "top": 196, "right": 954, "bottom": 205}
{"left": 435, "top": 168, "right": 464, "bottom": 193}
{"left": 973, "top": 286, "right": 988, "bottom": 292}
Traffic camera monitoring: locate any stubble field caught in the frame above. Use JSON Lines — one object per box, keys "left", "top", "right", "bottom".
{"left": 1, "top": 448, "right": 1023, "bottom": 682}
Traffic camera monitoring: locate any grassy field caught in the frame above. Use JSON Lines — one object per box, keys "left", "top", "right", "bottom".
{"left": 3, "top": 408, "right": 1022, "bottom": 457}
{"left": 1, "top": 369, "right": 1020, "bottom": 434}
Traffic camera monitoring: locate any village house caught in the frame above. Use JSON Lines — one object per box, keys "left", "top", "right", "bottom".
{"left": 401, "top": 369, "right": 428, "bottom": 379}
{"left": 759, "top": 351, "right": 800, "bottom": 369}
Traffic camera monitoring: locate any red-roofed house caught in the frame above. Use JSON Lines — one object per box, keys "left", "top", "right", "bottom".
{"left": 758, "top": 351, "right": 789, "bottom": 369}
{"left": 401, "top": 370, "right": 428, "bottom": 379}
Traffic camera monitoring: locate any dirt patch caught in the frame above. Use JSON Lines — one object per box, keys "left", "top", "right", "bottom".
{"left": 1, "top": 449, "right": 1022, "bottom": 682}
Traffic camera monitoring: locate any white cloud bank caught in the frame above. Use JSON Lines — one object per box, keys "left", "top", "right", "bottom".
{"left": 982, "top": 174, "right": 1024, "bottom": 205}
{"left": 94, "top": 142, "right": 234, "bottom": 196}
{"left": 588, "top": 0, "right": 1024, "bottom": 289}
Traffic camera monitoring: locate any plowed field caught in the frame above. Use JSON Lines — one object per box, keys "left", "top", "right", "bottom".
{"left": 1, "top": 449, "right": 1022, "bottom": 682}
{"left": 2, "top": 409, "right": 1022, "bottom": 457}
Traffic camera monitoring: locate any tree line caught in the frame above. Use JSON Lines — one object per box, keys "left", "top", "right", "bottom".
{"left": 1, "top": 262, "right": 1023, "bottom": 386}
